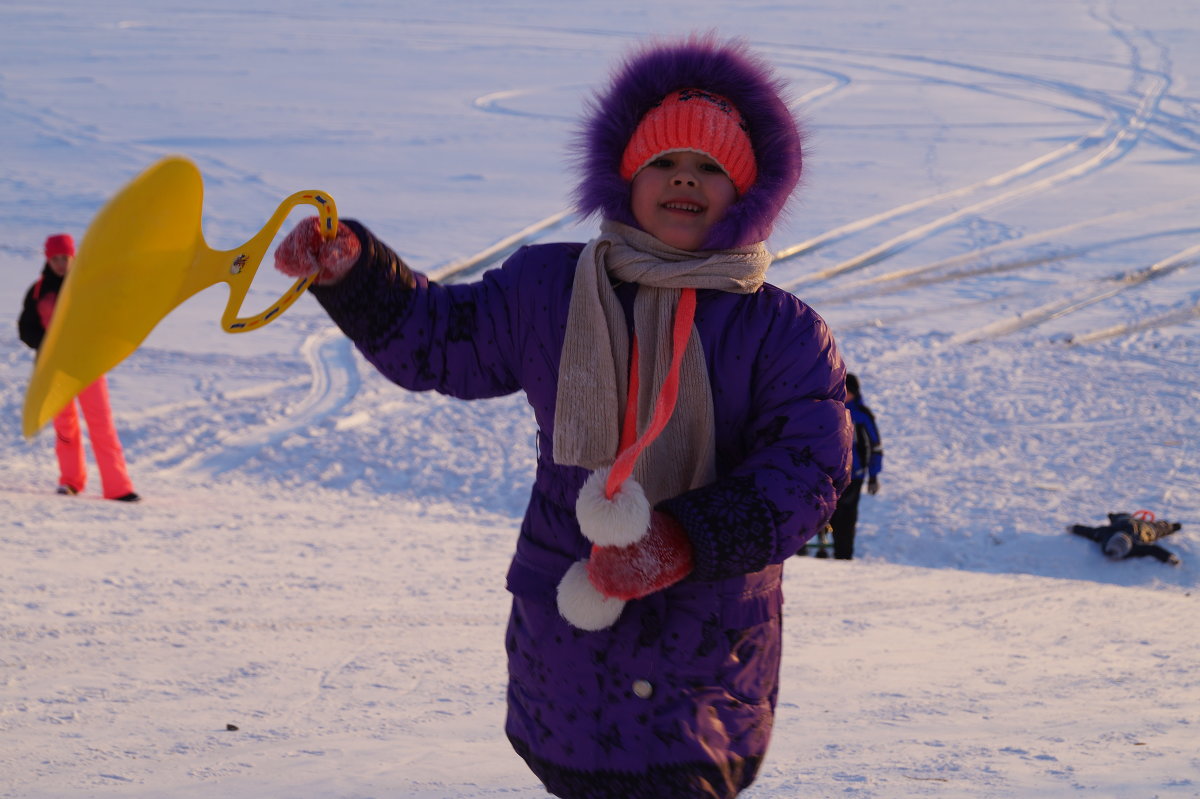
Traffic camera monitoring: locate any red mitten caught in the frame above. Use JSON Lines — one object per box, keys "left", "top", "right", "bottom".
{"left": 274, "top": 216, "right": 362, "bottom": 285}
{"left": 587, "top": 510, "right": 694, "bottom": 601}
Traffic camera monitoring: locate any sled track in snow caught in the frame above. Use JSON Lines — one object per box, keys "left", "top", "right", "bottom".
{"left": 1068, "top": 298, "right": 1200, "bottom": 344}
{"left": 814, "top": 228, "right": 1200, "bottom": 336}
{"left": 428, "top": 209, "right": 577, "bottom": 284}
{"left": 152, "top": 327, "right": 360, "bottom": 477}
{"left": 809, "top": 204, "right": 1200, "bottom": 304}
{"left": 757, "top": 4, "right": 1200, "bottom": 342}
{"left": 950, "top": 241, "right": 1200, "bottom": 343}
{"left": 773, "top": 18, "right": 1173, "bottom": 281}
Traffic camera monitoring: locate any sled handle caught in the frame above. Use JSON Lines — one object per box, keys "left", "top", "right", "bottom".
{"left": 218, "top": 190, "right": 339, "bottom": 333}
{"left": 1132, "top": 509, "right": 1155, "bottom": 521}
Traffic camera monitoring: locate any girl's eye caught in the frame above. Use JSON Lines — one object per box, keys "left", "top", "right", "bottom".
{"left": 649, "top": 157, "right": 674, "bottom": 169}
{"left": 700, "top": 162, "right": 724, "bottom": 174}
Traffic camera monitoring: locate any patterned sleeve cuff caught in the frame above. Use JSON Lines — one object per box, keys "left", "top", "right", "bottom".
{"left": 659, "top": 474, "right": 778, "bottom": 582}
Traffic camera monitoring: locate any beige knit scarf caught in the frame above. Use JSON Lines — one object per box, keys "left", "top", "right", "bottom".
{"left": 553, "top": 220, "right": 772, "bottom": 506}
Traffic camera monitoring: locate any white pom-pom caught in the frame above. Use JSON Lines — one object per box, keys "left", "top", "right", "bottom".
{"left": 556, "top": 560, "right": 625, "bottom": 631}
{"left": 576, "top": 468, "right": 651, "bottom": 548}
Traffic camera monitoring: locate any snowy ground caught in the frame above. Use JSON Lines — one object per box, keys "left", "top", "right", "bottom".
{"left": 1, "top": 1, "right": 1198, "bottom": 797}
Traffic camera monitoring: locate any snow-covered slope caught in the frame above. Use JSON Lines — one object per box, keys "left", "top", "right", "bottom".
{"left": 1, "top": 2, "right": 1197, "bottom": 797}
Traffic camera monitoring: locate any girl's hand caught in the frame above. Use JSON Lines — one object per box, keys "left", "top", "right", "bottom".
{"left": 274, "top": 216, "right": 361, "bottom": 285}
{"left": 586, "top": 511, "right": 694, "bottom": 600}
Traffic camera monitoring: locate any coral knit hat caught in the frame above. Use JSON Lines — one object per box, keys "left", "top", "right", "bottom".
{"left": 619, "top": 88, "right": 757, "bottom": 195}
{"left": 44, "top": 233, "right": 76, "bottom": 259}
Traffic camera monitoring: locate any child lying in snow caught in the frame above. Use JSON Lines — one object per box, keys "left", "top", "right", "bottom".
{"left": 1069, "top": 512, "right": 1182, "bottom": 565}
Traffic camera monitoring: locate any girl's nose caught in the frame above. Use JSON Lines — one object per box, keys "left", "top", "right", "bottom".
{"left": 671, "top": 173, "right": 697, "bottom": 187}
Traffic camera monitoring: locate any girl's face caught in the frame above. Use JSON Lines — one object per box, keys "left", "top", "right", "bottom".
{"left": 630, "top": 150, "right": 737, "bottom": 251}
{"left": 47, "top": 254, "right": 72, "bottom": 277}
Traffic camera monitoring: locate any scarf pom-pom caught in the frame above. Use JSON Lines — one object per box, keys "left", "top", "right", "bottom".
{"left": 557, "top": 560, "right": 626, "bottom": 630}
{"left": 576, "top": 468, "right": 651, "bottom": 547}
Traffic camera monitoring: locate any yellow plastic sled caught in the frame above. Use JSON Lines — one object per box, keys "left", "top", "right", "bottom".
{"left": 22, "top": 156, "right": 337, "bottom": 438}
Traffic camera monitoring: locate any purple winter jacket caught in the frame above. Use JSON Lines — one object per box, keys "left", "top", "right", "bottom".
{"left": 312, "top": 220, "right": 851, "bottom": 799}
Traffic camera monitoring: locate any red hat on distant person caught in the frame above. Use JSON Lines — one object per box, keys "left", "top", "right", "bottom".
{"left": 44, "top": 234, "right": 76, "bottom": 259}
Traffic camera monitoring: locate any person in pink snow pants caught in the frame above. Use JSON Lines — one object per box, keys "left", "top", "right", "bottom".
{"left": 19, "top": 233, "right": 140, "bottom": 502}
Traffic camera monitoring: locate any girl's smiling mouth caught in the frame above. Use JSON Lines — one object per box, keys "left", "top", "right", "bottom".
{"left": 662, "top": 200, "right": 704, "bottom": 213}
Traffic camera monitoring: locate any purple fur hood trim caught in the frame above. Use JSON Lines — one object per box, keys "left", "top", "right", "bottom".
{"left": 573, "top": 34, "right": 804, "bottom": 250}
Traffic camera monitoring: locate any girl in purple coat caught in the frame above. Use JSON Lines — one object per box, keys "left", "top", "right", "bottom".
{"left": 276, "top": 35, "right": 851, "bottom": 799}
